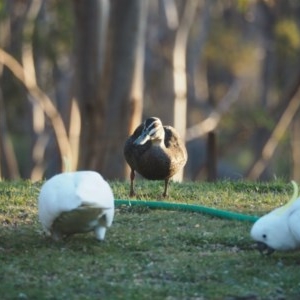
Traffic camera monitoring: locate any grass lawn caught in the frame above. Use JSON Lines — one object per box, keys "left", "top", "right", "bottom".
{"left": 1, "top": 179, "right": 300, "bottom": 299}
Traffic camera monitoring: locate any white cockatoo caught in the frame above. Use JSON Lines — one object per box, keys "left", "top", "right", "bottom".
{"left": 38, "top": 171, "right": 114, "bottom": 241}
{"left": 250, "top": 181, "right": 300, "bottom": 254}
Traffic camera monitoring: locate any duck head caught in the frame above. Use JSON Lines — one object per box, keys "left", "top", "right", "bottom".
{"left": 134, "top": 117, "right": 165, "bottom": 146}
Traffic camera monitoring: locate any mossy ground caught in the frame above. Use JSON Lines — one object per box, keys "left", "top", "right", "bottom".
{"left": 1, "top": 179, "right": 300, "bottom": 299}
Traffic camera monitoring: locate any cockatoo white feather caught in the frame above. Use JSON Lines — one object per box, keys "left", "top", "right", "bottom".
{"left": 250, "top": 181, "right": 300, "bottom": 253}
{"left": 38, "top": 171, "right": 114, "bottom": 241}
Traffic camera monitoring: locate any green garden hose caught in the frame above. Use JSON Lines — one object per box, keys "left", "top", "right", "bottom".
{"left": 115, "top": 199, "right": 259, "bottom": 223}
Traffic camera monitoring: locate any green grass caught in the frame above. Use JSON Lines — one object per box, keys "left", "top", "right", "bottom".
{"left": 1, "top": 179, "right": 300, "bottom": 299}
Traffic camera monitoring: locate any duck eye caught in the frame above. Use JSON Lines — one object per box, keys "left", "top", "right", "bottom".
{"left": 262, "top": 234, "right": 267, "bottom": 239}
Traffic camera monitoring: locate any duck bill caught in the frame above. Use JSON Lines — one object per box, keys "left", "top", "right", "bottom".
{"left": 256, "top": 242, "right": 275, "bottom": 256}
{"left": 134, "top": 133, "right": 150, "bottom": 145}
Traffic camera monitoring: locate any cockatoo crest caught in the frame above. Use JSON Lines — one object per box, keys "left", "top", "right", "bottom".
{"left": 276, "top": 180, "right": 299, "bottom": 215}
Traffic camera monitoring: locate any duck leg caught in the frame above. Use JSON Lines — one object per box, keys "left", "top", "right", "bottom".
{"left": 130, "top": 169, "right": 136, "bottom": 197}
{"left": 163, "top": 178, "right": 169, "bottom": 197}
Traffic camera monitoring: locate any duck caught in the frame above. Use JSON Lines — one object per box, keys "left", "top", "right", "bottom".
{"left": 124, "top": 117, "right": 188, "bottom": 197}
{"left": 38, "top": 171, "right": 114, "bottom": 241}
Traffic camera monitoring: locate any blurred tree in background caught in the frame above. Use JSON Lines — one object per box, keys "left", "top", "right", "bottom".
{"left": 0, "top": 0, "right": 299, "bottom": 182}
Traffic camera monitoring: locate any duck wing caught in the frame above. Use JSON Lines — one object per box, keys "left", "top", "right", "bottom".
{"left": 124, "top": 124, "right": 151, "bottom": 169}
{"left": 164, "top": 126, "right": 188, "bottom": 163}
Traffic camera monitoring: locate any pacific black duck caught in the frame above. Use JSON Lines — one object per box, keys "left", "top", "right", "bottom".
{"left": 124, "top": 117, "right": 188, "bottom": 197}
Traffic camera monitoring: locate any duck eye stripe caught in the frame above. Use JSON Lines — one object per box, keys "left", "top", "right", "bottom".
{"left": 148, "top": 128, "right": 157, "bottom": 136}
{"left": 145, "top": 121, "right": 159, "bottom": 132}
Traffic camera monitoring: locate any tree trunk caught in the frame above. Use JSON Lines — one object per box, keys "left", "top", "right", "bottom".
{"left": 206, "top": 131, "right": 217, "bottom": 181}
{"left": 0, "top": 87, "right": 19, "bottom": 179}
{"left": 172, "top": 0, "right": 198, "bottom": 181}
{"left": 186, "top": 0, "right": 211, "bottom": 104}
{"left": 292, "top": 117, "right": 300, "bottom": 182}
{"left": 250, "top": 0, "right": 275, "bottom": 180}
{"left": 99, "top": 0, "right": 149, "bottom": 179}
{"left": 73, "top": 0, "right": 148, "bottom": 179}
{"left": 21, "top": 0, "right": 46, "bottom": 180}
{"left": 73, "top": 0, "right": 110, "bottom": 170}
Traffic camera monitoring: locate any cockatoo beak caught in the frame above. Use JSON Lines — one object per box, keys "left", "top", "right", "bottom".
{"left": 256, "top": 242, "right": 275, "bottom": 256}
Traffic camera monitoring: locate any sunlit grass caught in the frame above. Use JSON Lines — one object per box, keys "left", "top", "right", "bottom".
{"left": 0, "top": 179, "right": 299, "bottom": 299}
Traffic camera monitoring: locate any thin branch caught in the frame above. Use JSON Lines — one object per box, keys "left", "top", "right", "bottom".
{"left": 246, "top": 89, "right": 300, "bottom": 180}
{"left": 185, "top": 79, "right": 245, "bottom": 142}
{"left": 68, "top": 98, "right": 81, "bottom": 171}
{"left": 162, "top": 0, "right": 179, "bottom": 30}
{"left": 0, "top": 48, "right": 73, "bottom": 174}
